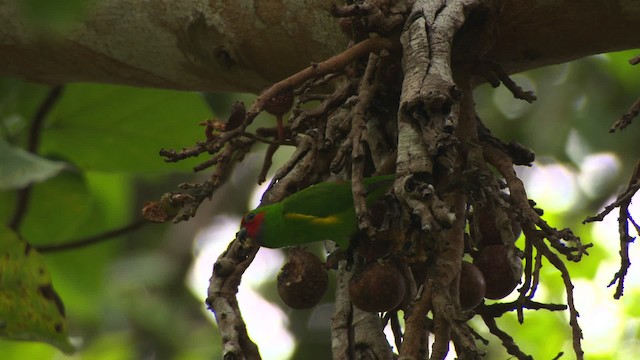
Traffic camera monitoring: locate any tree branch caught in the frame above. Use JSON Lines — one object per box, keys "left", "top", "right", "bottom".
{"left": 35, "top": 219, "right": 147, "bottom": 253}
{"left": 1, "top": 1, "right": 639, "bottom": 92}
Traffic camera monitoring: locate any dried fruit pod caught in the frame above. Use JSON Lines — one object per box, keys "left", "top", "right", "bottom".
{"left": 349, "top": 261, "right": 406, "bottom": 312}
{"left": 141, "top": 193, "right": 182, "bottom": 223}
{"left": 459, "top": 261, "right": 486, "bottom": 310}
{"left": 226, "top": 101, "right": 246, "bottom": 131}
{"left": 277, "top": 248, "right": 328, "bottom": 309}
{"left": 263, "top": 90, "right": 294, "bottom": 117}
{"left": 473, "top": 245, "right": 523, "bottom": 300}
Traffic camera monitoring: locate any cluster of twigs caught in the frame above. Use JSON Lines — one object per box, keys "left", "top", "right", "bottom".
{"left": 144, "top": 1, "right": 634, "bottom": 359}
{"left": 583, "top": 54, "right": 640, "bottom": 301}
{"left": 584, "top": 160, "right": 640, "bottom": 299}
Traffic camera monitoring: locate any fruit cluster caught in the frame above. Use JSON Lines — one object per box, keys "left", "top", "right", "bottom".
{"left": 276, "top": 203, "right": 523, "bottom": 312}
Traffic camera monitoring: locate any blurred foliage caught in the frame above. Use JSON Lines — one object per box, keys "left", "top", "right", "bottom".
{"left": 0, "top": 81, "right": 222, "bottom": 359}
{"left": 2, "top": 47, "right": 640, "bottom": 360}
{"left": 0, "top": 139, "right": 68, "bottom": 190}
{"left": 0, "top": 225, "right": 73, "bottom": 353}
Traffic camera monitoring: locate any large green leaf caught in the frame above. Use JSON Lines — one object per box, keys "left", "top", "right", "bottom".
{"left": 0, "top": 139, "right": 68, "bottom": 190}
{"left": 40, "top": 84, "right": 212, "bottom": 173}
{"left": 16, "top": 171, "right": 93, "bottom": 246}
{"left": 39, "top": 172, "right": 133, "bottom": 324}
{"left": 0, "top": 225, "right": 74, "bottom": 353}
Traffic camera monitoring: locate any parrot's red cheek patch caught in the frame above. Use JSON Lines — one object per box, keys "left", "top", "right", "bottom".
{"left": 243, "top": 211, "right": 266, "bottom": 241}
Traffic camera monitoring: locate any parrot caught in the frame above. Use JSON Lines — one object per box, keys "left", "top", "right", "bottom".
{"left": 240, "top": 175, "right": 395, "bottom": 248}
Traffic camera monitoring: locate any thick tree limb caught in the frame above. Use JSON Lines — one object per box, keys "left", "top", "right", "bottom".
{"left": 1, "top": 0, "right": 640, "bottom": 92}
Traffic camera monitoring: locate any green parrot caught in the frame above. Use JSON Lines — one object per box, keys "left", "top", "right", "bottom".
{"left": 240, "top": 175, "right": 394, "bottom": 248}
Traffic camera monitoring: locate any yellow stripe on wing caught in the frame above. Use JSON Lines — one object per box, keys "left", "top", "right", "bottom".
{"left": 284, "top": 213, "right": 341, "bottom": 225}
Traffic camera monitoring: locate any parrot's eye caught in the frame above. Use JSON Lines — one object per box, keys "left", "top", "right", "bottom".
{"left": 245, "top": 212, "right": 256, "bottom": 222}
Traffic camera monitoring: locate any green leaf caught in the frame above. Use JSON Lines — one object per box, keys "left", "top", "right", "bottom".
{"left": 40, "top": 83, "right": 212, "bottom": 173}
{"left": 17, "top": 171, "right": 93, "bottom": 246}
{"left": 0, "top": 225, "right": 74, "bottom": 353}
{"left": 0, "top": 139, "right": 68, "bottom": 190}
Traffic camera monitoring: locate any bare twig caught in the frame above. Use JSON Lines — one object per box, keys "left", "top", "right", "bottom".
{"left": 35, "top": 220, "right": 147, "bottom": 253}
{"left": 479, "top": 313, "right": 533, "bottom": 360}
{"left": 609, "top": 207, "right": 633, "bottom": 299}
{"left": 609, "top": 96, "right": 640, "bottom": 132}
{"left": 516, "top": 237, "right": 533, "bottom": 323}
{"left": 258, "top": 143, "right": 280, "bottom": 184}
{"left": 530, "top": 236, "right": 584, "bottom": 360}
{"left": 247, "top": 36, "right": 397, "bottom": 130}
{"left": 292, "top": 81, "right": 356, "bottom": 131}
{"left": 478, "top": 298, "right": 567, "bottom": 317}
{"left": 482, "top": 61, "right": 537, "bottom": 103}
{"left": 584, "top": 160, "right": 640, "bottom": 298}
{"left": 400, "top": 285, "right": 432, "bottom": 359}
{"left": 484, "top": 145, "right": 588, "bottom": 262}
{"left": 390, "top": 311, "right": 404, "bottom": 352}
{"left": 583, "top": 170, "right": 640, "bottom": 224}
{"left": 609, "top": 57, "right": 640, "bottom": 131}
{"left": 351, "top": 53, "right": 381, "bottom": 237}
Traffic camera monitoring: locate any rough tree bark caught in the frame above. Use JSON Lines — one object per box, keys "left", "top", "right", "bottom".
{"left": 1, "top": 0, "right": 639, "bottom": 93}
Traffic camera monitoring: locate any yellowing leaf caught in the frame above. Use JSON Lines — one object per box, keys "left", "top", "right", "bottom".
{"left": 0, "top": 226, "right": 74, "bottom": 354}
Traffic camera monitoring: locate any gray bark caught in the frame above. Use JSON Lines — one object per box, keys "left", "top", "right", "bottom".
{"left": 1, "top": 0, "right": 639, "bottom": 93}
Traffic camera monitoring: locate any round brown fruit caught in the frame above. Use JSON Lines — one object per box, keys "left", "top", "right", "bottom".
{"left": 349, "top": 261, "right": 406, "bottom": 313}
{"left": 473, "top": 245, "right": 522, "bottom": 300}
{"left": 475, "top": 208, "right": 521, "bottom": 248}
{"left": 277, "top": 248, "right": 328, "bottom": 309}
{"left": 459, "top": 261, "right": 486, "bottom": 310}
{"left": 263, "top": 90, "right": 294, "bottom": 117}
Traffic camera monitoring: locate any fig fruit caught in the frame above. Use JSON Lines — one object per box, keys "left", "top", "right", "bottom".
{"left": 475, "top": 207, "right": 521, "bottom": 248}
{"left": 459, "top": 261, "right": 486, "bottom": 309}
{"left": 473, "top": 245, "right": 522, "bottom": 300}
{"left": 263, "top": 90, "right": 294, "bottom": 117}
{"left": 349, "top": 261, "right": 406, "bottom": 312}
{"left": 277, "top": 248, "right": 328, "bottom": 309}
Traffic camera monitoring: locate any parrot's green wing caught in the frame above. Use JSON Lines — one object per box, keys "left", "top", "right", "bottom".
{"left": 281, "top": 175, "right": 394, "bottom": 218}
{"left": 251, "top": 175, "right": 394, "bottom": 248}
{"left": 274, "top": 175, "right": 394, "bottom": 247}
{"left": 281, "top": 180, "right": 352, "bottom": 218}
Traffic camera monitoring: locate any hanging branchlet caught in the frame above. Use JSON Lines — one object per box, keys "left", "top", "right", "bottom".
{"left": 609, "top": 55, "right": 640, "bottom": 132}
{"left": 479, "top": 142, "right": 586, "bottom": 359}
{"left": 584, "top": 159, "right": 640, "bottom": 298}
{"left": 351, "top": 53, "right": 383, "bottom": 238}
{"left": 478, "top": 61, "right": 537, "bottom": 103}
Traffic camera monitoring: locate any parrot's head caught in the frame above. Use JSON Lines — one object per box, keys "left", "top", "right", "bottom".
{"left": 240, "top": 210, "right": 266, "bottom": 243}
